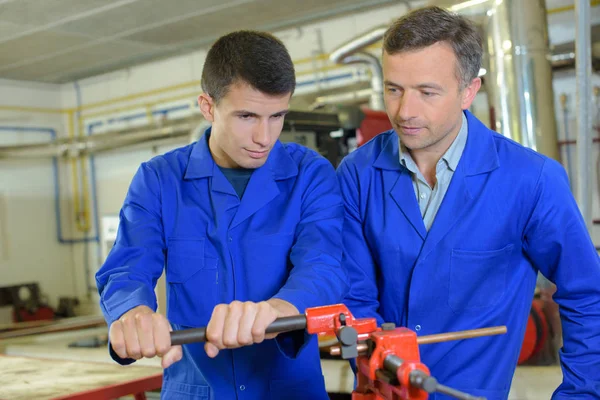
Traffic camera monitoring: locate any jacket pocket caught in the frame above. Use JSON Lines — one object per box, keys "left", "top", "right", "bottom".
{"left": 166, "top": 238, "right": 217, "bottom": 282}
{"left": 166, "top": 238, "right": 219, "bottom": 327}
{"left": 448, "top": 244, "right": 513, "bottom": 312}
{"left": 161, "top": 379, "right": 210, "bottom": 400}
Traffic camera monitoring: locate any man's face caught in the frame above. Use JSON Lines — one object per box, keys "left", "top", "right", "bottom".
{"left": 199, "top": 81, "right": 290, "bottom": 169}
{"left": 382, "top": 41, "right": 480, "bottom": 156}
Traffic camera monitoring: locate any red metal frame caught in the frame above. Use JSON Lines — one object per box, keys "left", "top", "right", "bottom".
{"left": 306, "top": 304, "right": 430, "bottom": 400}
{"left": 306, "top": 304, "right": 378, "bottom": 339}
{"left": 354, "top": 328, "right": 429, "bottom": 400}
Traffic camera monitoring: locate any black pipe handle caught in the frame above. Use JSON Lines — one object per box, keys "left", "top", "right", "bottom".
{"left": 170, "top": 314, "right": 307, "bottom": 345}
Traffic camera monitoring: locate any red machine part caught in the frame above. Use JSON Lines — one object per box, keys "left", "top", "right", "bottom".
{"left": 356, "top": 107, "right": 393, "bottom": 147}
{"left": 305, "top": 304, "right": 378, "bottom": 339}
{"left": 517, "top": 299, "right": 549, "bottom": 364}
{"left": 355, "top": 328, "right": 430, "bottom": 400}
{"left": 306, "top": 305, "right": 431, "bottom": 400}
{"left": 13, "top": 306, "right": 54, "bottom": 323}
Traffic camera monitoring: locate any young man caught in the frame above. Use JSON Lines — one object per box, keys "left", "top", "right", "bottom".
{"left": 337, "top": 6, "right": 600, "bottom": 399}
{"left": 96, "top": 31, "right": 348, "bottom": 399}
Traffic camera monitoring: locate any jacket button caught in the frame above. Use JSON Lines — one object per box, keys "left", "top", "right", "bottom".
{"left": 415, "top": 325, "right": 422, "bottom": 331}
{"left": 240, "top": 385, "right": 246, "bottom": 391}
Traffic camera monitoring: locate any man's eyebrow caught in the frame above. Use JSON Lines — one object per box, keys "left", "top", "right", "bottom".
{"left": 384, "top": 80, "right": 443, "bottom": 92}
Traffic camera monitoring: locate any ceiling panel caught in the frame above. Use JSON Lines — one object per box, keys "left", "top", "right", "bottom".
{"left": 0, "top": 0, "right": 122, "bottom": 26}
{"left": 55, "top": 0, "right": 222, "bottom": 39}
{"left": 0, "top": 0, "right": 580, "bottom": 83}
{"left": 0, "top": 31, "right": 91, "bottom": 67}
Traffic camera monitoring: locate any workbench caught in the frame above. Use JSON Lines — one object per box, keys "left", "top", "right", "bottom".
{"left": 0, "top": 354, "right": 162, "bottom": 400}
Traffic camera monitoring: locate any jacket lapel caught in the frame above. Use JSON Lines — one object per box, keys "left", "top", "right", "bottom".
{"left": 374, "top": 133, "right": 427, "bottom": 240}
{"left": 417, "top": 111, "right": 500, "bottom": 261}
{"left": 229, "top": 141, "right": 298, "bottom": 230}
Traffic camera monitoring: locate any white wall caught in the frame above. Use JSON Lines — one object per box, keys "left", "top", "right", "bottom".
{"left": 0, "top": 1, "right": 598, "bottom": 316}
{"left": 0, "top": 80, "right": 80, "bottom": 313}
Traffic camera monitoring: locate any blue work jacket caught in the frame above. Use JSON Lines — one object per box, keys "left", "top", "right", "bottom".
{"left": 96, "top": 131, "right": 348, "bottom": 399}
{"left": 337, "top": 110, "right": 600, "bottom": 400}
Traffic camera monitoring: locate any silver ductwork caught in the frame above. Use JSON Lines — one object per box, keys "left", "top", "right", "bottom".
{"left": 309, "top": 88, "right": 374, "bottom": 110}
{"left": 337, "top": 52, "right": 385, "bottom": 110}
{"left": 0, "top": 119, "right": 198, "bottom": 159}
{"left": 575, "top": 0, "right": 593, "bottom": 231}
{"left": 483, "top": 0, "right": 559, "bottom": 160}
{"left": 329, "top": 26, "right": 387, "bottom": 111}
{"left": 330, "top": 26, "right": 388, "bottom": 64}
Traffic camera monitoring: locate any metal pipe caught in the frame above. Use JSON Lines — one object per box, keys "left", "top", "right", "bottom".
{"left": 329, "top": 26, "right": 388, "bottom": 65}
{"left": 575, "top": 0, "right": 593, "bottom": 231}
{"left": 0, "top": 120, "right": 197, "bottom": 159}
{"left": 67, "top": 110, "right": 86, "bottom": 232}
{"left": 559, "top": 94, "right": 574, "bottom": 191}
{"left": 171, "top": 315, "right": 307, "bottom": 345}
{"left": 340, "top": 52, "right": 385, "bottom": 110}
{"left": 329, "top": 26, "right": 387, "bottom": 111}
{"left": 483, "top": 0, "right": 560, "bottom": 160}
{"left": 415, "top": 325, "right": 507, "bottom": 345}
{"left": 309, "top": 88, "right": 374, "bottom": 110}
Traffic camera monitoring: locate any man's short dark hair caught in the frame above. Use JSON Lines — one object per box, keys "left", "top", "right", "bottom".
{"left": 201, "top": 30, "right": 296, "bottom": 103}
{"left": 383, "top": 6, "right": 482, "bottom": 89}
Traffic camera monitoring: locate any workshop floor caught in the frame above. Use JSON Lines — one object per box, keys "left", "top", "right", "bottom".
{"left": 509, "top": 366, "right": 562, "bottom": 399}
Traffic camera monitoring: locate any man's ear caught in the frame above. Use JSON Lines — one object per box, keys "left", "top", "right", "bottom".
{"left": 461, "top": 77, "right": 482, "bottom": 110}
{"left": 198, "top": 93, "right": 215, "bottom": 122}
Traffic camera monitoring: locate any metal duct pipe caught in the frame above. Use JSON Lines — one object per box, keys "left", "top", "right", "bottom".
{"left": 575, "top": 0, "right": 593, "bottom": 230}
{"left": 551, "top": 52, "right": 577, "bottom": 67}
{"left": 0, "top": 141, "right": 65, "bottom": 159}
{"left": 329, "top": 27, "right": 387, "bottom": 111}
{"left": 86, "top": 122, "right": 194, "bottom": 153}
{"left": 330, "top": 26, "right": 387, "bottom": 64}
{"left": 0, "top": 120, "right": 196, "bottom": 159}
{"left": 341, "top": 52, "right": 385, "bottom": 111}
{"left": 482, "top": 0, "right": 560, "bottom": 160}
{"left": 309, "top": 88, "right": 374, "bottom": 110}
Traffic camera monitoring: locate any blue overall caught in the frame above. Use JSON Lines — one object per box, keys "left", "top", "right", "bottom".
{"left": 337, "top": 111, "right": 600, "bottom": 399}
{"left": 97, "top": 131, "right": 349, "bottom": 399}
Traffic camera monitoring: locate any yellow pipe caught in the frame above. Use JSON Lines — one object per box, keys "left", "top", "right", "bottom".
{"left": 77, "top": 112, "right": 91, "bottom": 233}
{"left": 145, "top": 104, "right": 154, "bottom": 124}
{"left": 81, "top": 91, "right": 201, "bottom": 120}
{"left": 292, "top": 52, "right": 331, "bottom": 66}
{"left": 67, "top": 111, "right": 83, "bottom": 231}
{"left": 77, "top": 80, "right": 202, "bottom": 112}
{"left": 548, "top": 0, "right": 600, "bottom": 14}
{"left": 78, "top": 155, "right": 92, "bottom": 233}
{"left": 64, "top": 109, "right": 92, "bottom": 234}
{"left": 0, "top": 105, "right": 64, "bottom": 114}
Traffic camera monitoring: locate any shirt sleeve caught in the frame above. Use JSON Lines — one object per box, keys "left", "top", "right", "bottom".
{"left": 95, "top": 162, "right": 166, "bottom": 364}
{"left": 523, "top": 158, "right": 600, "bottom": 398}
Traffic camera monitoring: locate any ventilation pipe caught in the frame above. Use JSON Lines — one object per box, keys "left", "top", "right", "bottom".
{"left": 0, "top": 120, "right": 196, "bottom": 159}
{"left": 574, "top": 0, "right": 593, "bottom": 230}
{"left": 329, "top": 26, "right": 387, "bottom": 111}
{"left": 481, "top": 0, "right": 560, "bottom": 160}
